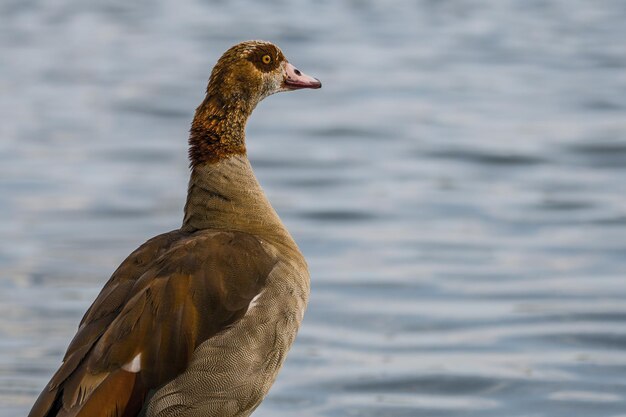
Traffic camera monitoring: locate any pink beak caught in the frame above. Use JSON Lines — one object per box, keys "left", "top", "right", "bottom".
{"left": 284, "top": 62, "right": 322, "bottom": 90}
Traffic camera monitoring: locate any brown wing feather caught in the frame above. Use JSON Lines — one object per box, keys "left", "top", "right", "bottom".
{"left": 28, "top": 230, "right": 275, "bottom": 417}
{"left": 64, "top": 231, "right": 185, "bottom": 364}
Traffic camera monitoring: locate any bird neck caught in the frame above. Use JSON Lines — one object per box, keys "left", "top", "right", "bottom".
{"left": 188, "top": 93, "right": 257, "bottom": 167}
{"left": 181, "top": 155, "right": 297, "bottom": 248}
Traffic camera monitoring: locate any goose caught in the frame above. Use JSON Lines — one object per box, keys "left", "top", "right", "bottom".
{"left": 28, "top": 40, "right": 321, "bottom": 417}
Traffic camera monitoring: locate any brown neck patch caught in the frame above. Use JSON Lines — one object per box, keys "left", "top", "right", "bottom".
{"left": 188, "top": 95, "right": 252, "bottom": 167}
{"left": 188, "top": 40, "right": 285, "bottom": 167}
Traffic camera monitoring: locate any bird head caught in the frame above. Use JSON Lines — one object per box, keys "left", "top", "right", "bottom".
{"left": 206, "top": 40, "right": 321, "bottom": 106}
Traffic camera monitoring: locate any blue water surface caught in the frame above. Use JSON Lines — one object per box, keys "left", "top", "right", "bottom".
{"left": 1, "top": 1, "right": 626, "bottom": 416}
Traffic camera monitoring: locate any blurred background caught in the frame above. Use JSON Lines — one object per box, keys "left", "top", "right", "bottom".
{"left": 1, "top": 0, "right": 626, "bottom": 416}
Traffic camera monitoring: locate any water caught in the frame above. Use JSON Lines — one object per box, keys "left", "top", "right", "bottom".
{"left": 1, "top": 0, "right": 626, "bottom": 416}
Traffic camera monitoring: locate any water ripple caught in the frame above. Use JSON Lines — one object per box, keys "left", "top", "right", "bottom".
{"left": 2, "top": 0, "right": 626, "bottom": 416}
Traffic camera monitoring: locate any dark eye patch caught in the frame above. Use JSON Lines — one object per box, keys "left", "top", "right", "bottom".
{"left": 248, "top": 45, "right": 283, "bottom": 72}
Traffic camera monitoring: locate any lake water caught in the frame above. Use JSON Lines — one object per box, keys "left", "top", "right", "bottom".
{"left": 1, "top": 1, "right": 626, "bottom": 416}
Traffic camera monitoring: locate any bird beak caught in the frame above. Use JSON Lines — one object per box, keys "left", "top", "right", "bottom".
{"left": 283, "top": 62, "right": 322, "bottom": 90}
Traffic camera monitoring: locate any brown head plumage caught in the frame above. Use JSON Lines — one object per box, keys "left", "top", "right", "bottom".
{"left": 188, "top": 40, "right": 321, "bottom": 167}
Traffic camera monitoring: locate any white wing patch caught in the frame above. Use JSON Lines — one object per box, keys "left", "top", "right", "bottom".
{"left": 122, "top": 353, "right": 142, "bottom": 373}
{"left": 248, "top": 291, "right": 264, "bottom": 310}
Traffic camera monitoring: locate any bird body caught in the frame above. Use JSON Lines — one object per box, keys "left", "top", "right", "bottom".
{"left": 28, "top": 40, "right": 320, "bottom": 417}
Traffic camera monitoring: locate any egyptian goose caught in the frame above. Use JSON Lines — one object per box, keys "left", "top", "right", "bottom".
{"left": 28, "top": 40, "right": 321, "bottom": 417}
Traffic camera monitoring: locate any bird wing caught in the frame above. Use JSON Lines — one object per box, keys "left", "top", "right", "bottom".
{"left": 28, "top": 229, "right": 275, "bottom": 417}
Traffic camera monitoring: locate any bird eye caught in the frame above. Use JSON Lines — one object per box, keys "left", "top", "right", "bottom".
{"left": 262, "top": 54, "right": 272, "bottom": 64}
